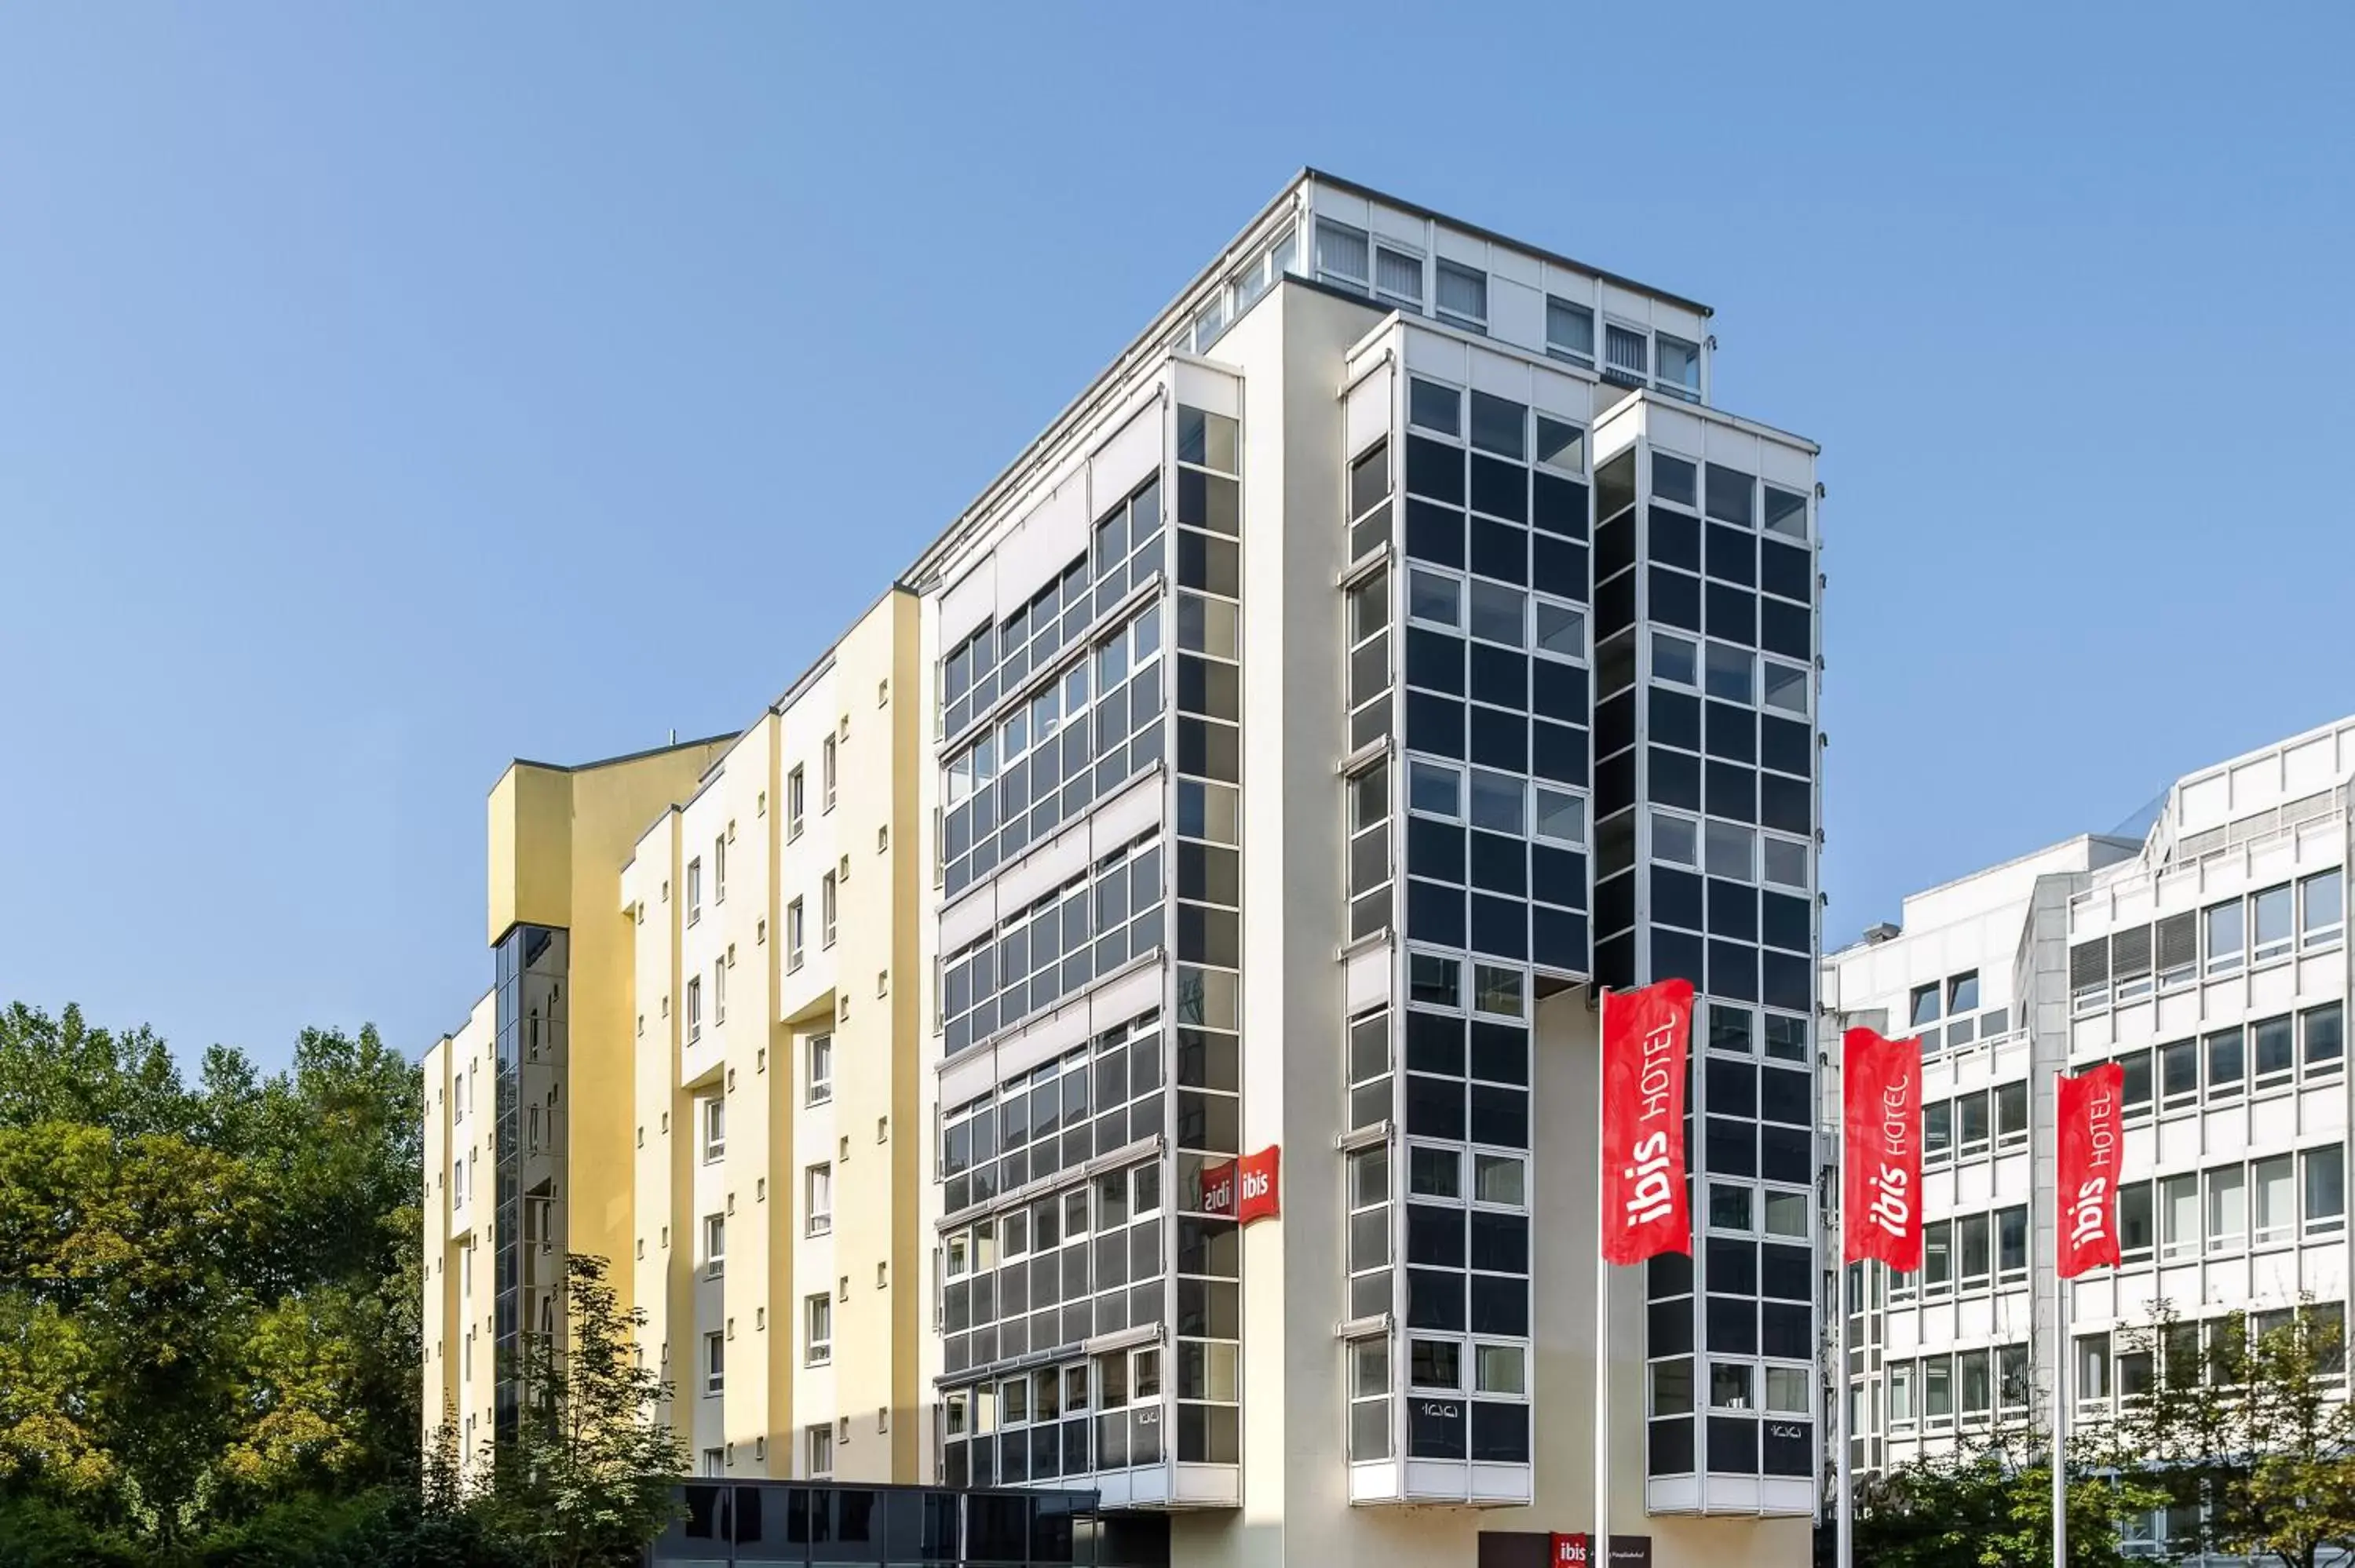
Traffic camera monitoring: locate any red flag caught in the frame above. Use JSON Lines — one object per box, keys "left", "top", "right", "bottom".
{"left": 2057, "top": 1063, "right": 2126, "bottom": 1278}
{"left": 1601, "top": 979, "right": 1695, "bottom": 1264}
{"left": 1842, "top": 1029, "right": 1924, "bottom": 1271}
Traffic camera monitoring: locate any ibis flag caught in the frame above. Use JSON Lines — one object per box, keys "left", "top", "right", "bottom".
{"left": 1601, "top": 979, "right": 1696, "bottom": 1265}
{"left": 1842, "top": 1029, "right": 1925, "bottom": 1271}
{"left": 2057, "top": 1062, "right": 2126, "bottom": 1278}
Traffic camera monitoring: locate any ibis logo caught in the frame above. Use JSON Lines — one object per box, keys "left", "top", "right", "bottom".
{"left": 1199, "top": 1146, "right": 1281, "bottom": 1225}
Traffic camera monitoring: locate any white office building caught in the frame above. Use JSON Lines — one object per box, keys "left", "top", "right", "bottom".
{"left": 1826, "top": 717, "right": 2352, "bottom": 1548}
{"left": 912, "top": 170, "right": 1824, "bottom": 1567}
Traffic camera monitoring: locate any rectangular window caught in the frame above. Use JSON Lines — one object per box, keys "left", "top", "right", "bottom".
{"left": 704, "top": 1098, "right": 726, "bottom": 1162}
{"left": 787, "top": 899, "right": 805, "bottom": 971}
{"left": 2307, "top": 1145, "right": 2346, "bottom": 1234}
{"left": 1546, "top": 297, "right": 1595, "bottom": 365}
{"left": 704, "top": 1331, "right": 725, "bottom": 1395}
{"left": 1956, "top": 1091, "right": 1991, "bottom": 1159}
{"left": 1374, "top": 243, "right": 1423, "bottom": 308}
{"left": 1958, "top": 1350, "right": 1992, "bottom": 1420}
{"left": 2161, "top": 1173, "right": 2200, "bottom": 1260}
{"left": 1435, "top": 260, "right": 1487, "bottom": 329}
{"left": 2307, "top": 1003, "right": 2346, "bottom": 1075}
{"left": 1957, "top": 1213, "right": 1992, "bottom": 1289}
{"left": 2207, "top": 1165, "right": 2247, "bottom": 1252}
{"left": 822, "top": 873, "right": 838, "bottom": 947}
{"left": 1886, "top": 1363, "right": 1915, "bottom": 1426}
{"left": 1997, "top": 1205, "right": 2028, "bottom": 1280}
{"left": 1922, "top": 1356, "right": 1953, "bottom": 1424}
{"left": 822, "top": 735, "right": 838, "bottom": 813}
{"left": 2160, "top": 1039, "right": 2198, "bottom": 1112}
{"left": 1910, "top": 983, "right": 1941, "bottom": 1030}
{"left": 687, "top": 857, "right": 703, "bottom": 923}
{"left": 787, "top": 766, "right": 806, "bottom": 837}
{"left": 1604, "top": 323, "right": 1648, "bottom": 381}
{"left": 714, "top": 834, "right": 727, "bottom": 904}
{"left": 1656, "top": 334, "right": 1701, "bottom": 402}
{"left": 1922, "top": 1220, "right": 1952, "bottom": 1294}
{"left": 806, "top": 1423, "right": 834, "bottom": 1478}
{"left": 714, "top": 958, "right": 727, "bottom": 1026}
{"left": 807, "top": 1164, "right": 834, "bottom": 1236}
{"left": 705, "top": 1213, "right": 726, "bottom": 1279}
{"left": 806, "top": 1294, "right": 833, "bottom": 1366}
{"left": 2255, "top": 1155, "right": 2297, "bottom": 1245}
{"left": 808, "top": 1033, "right": 834, "bottom": 1105}
{"left": 2207, "top": 1028, "right": 2245, "bottom": 1100}
{"left": 2076, "top": 1334, "right": 2111, "bottom": 1406}
{"left": 2302, "top": 869, "right": 2344, "bottom": 950}
{"left": 1995, "top": 1081, "right": 2028, "bottom": 1150}
{"left": 2252, "top": 884, "right": 2295, "bottom": 964}
{"left": 1924, "top": 1099, "right": 1952, "bottom": 1163}
{"left": 2120, "top": 1181, "right": 2154, "bottom": 1261}
{"left": 2207, "top": 899, "right": 2245, "bottom": 975}
{"left": 2254, "top": 1014, "right": 2295, "bottom": 1088}
{"left": 1315, "top": 218, "right": 1370, "bottom": 290}
{"left": 686, "top": 975, "right": 703, "bottom": 1043}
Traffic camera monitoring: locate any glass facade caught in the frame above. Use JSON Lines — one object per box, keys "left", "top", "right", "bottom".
{"left": 1588, "top": 444, "right": 1820, "bottom": 1483}
{"left": 492, "top": 921, "right": 568, "bottom": 1440}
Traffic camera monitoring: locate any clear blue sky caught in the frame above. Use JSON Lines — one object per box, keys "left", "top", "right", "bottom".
{"left": 4, "top": 5, "right": 2350, "bottom": 1068}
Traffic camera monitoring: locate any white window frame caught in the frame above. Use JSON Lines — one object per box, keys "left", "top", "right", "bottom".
{"left": 686, "top": 975, "right": 703, "bottom": 1043}
{"left": 787, "top": 766, "right": 806, "bottom": 839}
{"left": 705, "top": 1212, "right": 726, "bottom": 1279}
{"left": 686, "top": 856, "right": 703, "bottom": 924}
{"left": 703, "top": 1097, "right": 726, "bottom": 1163}
{"left": 806, "top": 1293, "right": 833, "bottom": 1366}
{"left": 808, "top": 1032, "right": 834, "bottom": 1105}
{"left": 704, "top": 1331, "right": 725, "bottom": 1396}
{"left": 822, "top": 873, "right": 838, "bottom": 948}
{"left": 806, "top": 1163, "right": 834, "bottom": 1236}
{"left": 822, "top": 735, "right": 838, "bottom": 813}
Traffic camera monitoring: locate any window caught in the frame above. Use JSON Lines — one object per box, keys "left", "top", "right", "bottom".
{"left": 1652, "top": 632, "right": 1698, "bottom": 688}
{"left": 1909, "top": 983, "right": 1941, "bottom": 1030}
{"left": 822, "top": 873, "right": 838, "bottom": 947}
{"left": 787, "top": 766, "right": 805, "bottom": 837}
{"left": 1534, "top": 787, "right": 1586, "bottom": 847}
{"left": 822, "top": 735, "right": 838, "bottom": 813}
{"left": 1435, "top": 259, "right": 1487, "bottom": 329}
{"left": 1709, "top": 1182, "right": 1754, "bottom": 1233}
{"left": 687, "top": 857, "right": 703, "bottom": 924}
{"left": 2307, "top": 1003, "right": 2345, "bottom": 1074}
{"left": 1710, "top": 1362, "right": 1754, "bottom": 1410}
{"left": 1703, "top": 642, "right": 1752, "bottom": 703}
{"left": 2076, "top": 1334, "right": 2111, "bottom": 1406}
{"left": 2229, "top": 1018, "right": 2288, "bottom": 1094}
{"left": 2255, "top": 1155, "right": 2297, "bottom": 1245}
{"left": 1652, "top": 811, "right": 1698, "bottom": 869}
{"left": 2160, "top": 1039, "right": 2199, "bottom": 1112}
{"left": 1999, "top": 1206, "right": 2028, "bottom": 1281}
{"left": 1761, "top": 660, "right": 1808, "bottom": 716}
{"left": 686, "top": 976, "right": 703, "bottom": 1043}
{"left": 787, "top": 899, "right": 805, "bottom": 971}
{"left": 2252, "top": 884, "right": 2295, "bottom": 965}
{"left": 1655, "top": 334, "right": 1701, "bottom": 401}
{"left": 2161, "top": 1172, "right": 2199, "bottom": 1260}
{"left": 2208, "top": 1027, "right": 2245, "bottom": 1099}
{"left": 2303, "top": 870, "right": 2344, "bottom": 951}
{"left": 1924, "top": 1099, "right": 1952, "bottom": 1164}
{"left": 1349, "top": 1340, "right": 1390, "bottom": 1460}
{"left": 1922, "top": 1220, "right": 1952, "bottom": 1293}
{"left": 1763, "top": 1190, "right": 1809, "bottom": 1239}
{"left": 1958, "top": 1350, "right": 1992, "bottom": 1420}
{"left": 1887, "top": 1363, "right": 1915, "bottom": 1426}
{"left": 1374, "top": 242, "right": 1423, "bottom": 308}
{"left": 2207, "top": 898, "right": 2245, "bottom": 975}
{"left": 714, "top": 958, "right": 727, "bottom": 1026}
{"left": 1535, "top": 416, "right": 1583, "bottom": 475}
{"left": 1957, "top": 1091, "right": 1991, "bottom": 1159}
{"left": 702, "top": 1446, "right": 725, "bottom": 1478}
{"left": 2308, "top": 1145, "right": 2346, "bottom": 1234}
{"left": 1948, "top": 972, "right": 1981, "bottom": 1013}
{"left": 808, "top": 1034, "right": 834, "bottom": 1105}
{"left": 703, "top": 1212, "right": 727, "bottom": 1278}
{"left": 1546, "top": 297, "right": 1595, "bottom": 366}
{"left": 1995, "top": 1081, "right": 2028, "bottom": 1150}
{"left": 1408, "top": 759, "right": 1463, "bottom": 818}
{"left": 1408, "top": 567, "right": 1462, "bottom": 629}
{"left": 1922, "top": 1357, "right": 1953, "bottom": 1424}
{"left": 1315, "top": 218, "right": 1370, "bottom": 290}
{"left": 806, "top": 1423, "right": 834, "bottom": 1478}
{"left": 2207, "top": 1165, "right": 2247, "bottom": 1252}
{"left": 2121, "top": 1182, "right": 2154, "bottom": 1261}
{"left": 1957, "top": 1213, "right": 1992, "bottom": 1289}
{"left": 806, "top": 1164, "right": 834, "bottom": 1235}
{"left": 1604, "top": 323, "right": 1648, "bottom": 381}
{"left": 714, "top": 834, "right": 728, "bottom": 904}
{"left": 806, "top": 1293, "right": 832, "bottom": 1366}
{"left": 703, "top": 1098, "right": 726, "bottom": 1162}
{"left": 704, "top": 1331, "right": 725, "bottom": 1395}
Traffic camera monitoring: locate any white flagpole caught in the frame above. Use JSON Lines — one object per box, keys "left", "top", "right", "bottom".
{"left": 1835, "top": 1077, "right": 1853, "bottom": 1568}
{"left": 2052, "top": 1072, "right": 2069, "bottom": 1568}
{"left": 1595, "top": 986, "right": 1612, "bottom": 1568}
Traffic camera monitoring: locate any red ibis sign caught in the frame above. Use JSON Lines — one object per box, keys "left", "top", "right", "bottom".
{"left": 1199, "top": 1146, "right": 1280, "bottom": 1225}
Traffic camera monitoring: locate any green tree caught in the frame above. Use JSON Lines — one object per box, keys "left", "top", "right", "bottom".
{"left": 1846, "top": 1420, "right": 2165, "bottom": 1568}
{"left": 2116, "top": 1297, "right": 2355, "bottom": 1567}
{"left": 476, "top": 1254, "right": 686, "bottom": 1568}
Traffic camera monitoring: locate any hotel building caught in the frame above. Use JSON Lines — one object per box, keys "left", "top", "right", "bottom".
{"left": 1826, "top": 718, "right": 2351, "bottom": 1551}
{"left": 422, "top": 170, "right": 1827, "bottom": 1568}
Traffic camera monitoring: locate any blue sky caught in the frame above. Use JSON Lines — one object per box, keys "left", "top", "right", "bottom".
{"left": 3, "top": 5, "right": 2350, "bottom": 1067}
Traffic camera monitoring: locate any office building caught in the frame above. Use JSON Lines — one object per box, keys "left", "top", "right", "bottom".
{"left": 422, "top": 170, "right": 1827, "bottom": 1567}
{"left": 1825, "top": 717, "right": 2351, "bottom": 1552}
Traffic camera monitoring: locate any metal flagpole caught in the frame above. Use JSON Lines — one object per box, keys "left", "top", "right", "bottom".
{"left": 1594, "top": 986, "right": 1611, "bottom": 1568}
{"left": 2052, "top": 1224, "right": 2069, "bottom": 1568}
{"left": 1835, "top": 1087, "right": 1852, "bottom": 1568}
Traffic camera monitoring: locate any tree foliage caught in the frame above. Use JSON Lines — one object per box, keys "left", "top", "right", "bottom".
{"left": 1842, "top": 1420, "right": 2165, "bottom": 1568}
{"left": 2113, "top": 1297, "right": 2355, "bottom": 1568}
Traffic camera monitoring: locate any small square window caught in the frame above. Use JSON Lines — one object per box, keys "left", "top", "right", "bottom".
{"left": 1546, "top": 297, "right": 1595, "bottom": 365}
